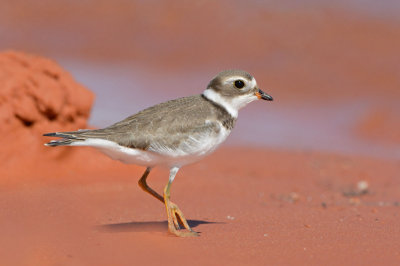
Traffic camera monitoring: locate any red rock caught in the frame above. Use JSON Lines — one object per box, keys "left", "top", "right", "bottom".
{"left": 0, "top": 50, "right": 95, "bottom": 177}
{"left": 0, "top": 51, "right": 93, "bottom": 131}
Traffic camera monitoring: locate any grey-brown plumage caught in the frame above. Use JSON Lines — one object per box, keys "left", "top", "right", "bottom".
{"left": 45, "top": 94, "right": 236, "bottom": 151}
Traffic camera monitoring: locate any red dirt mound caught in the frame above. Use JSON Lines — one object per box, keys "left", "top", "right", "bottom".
{"left": 0, "top": 51, "right": 94, "bottom": 179}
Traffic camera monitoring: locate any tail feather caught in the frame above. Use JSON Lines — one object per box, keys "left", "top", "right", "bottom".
{"left": 43, "top": 130, "right": 88, "bottom": 147}
{"left": 45, "top": 138, "right": 76, "bottom": 147}
{"left": 43, "top": 128, "right": 122, "bottom": 147}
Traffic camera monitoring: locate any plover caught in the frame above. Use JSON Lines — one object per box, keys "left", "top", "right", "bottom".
{"left": 44, "top": 70, "right": 273, "bottom": 237}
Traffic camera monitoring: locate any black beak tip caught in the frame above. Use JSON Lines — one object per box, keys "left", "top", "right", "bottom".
{"left": 258, "top": 89, "right": 273, "bottom": 101}
{"left": 263, "top": 95, "right": 273, "bottom": 101}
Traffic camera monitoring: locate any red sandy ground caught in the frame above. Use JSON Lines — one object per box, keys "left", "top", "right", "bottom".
{"left": 0, "top": 51, "right": 399, "bottom": 266}
{"left": 1, "top": 1, "right": 400, "bottom": 264}
{"left": 1, "top": 148, "right": 399, "bottom": 265}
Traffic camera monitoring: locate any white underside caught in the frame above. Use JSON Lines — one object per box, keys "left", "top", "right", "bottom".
{"left": 69, "top": 121, "right": 231, "bottom": 168}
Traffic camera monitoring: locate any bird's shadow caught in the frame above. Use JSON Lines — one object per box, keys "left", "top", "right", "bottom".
{"left": 96, "top": 219, "right": 222, "bottom": 233}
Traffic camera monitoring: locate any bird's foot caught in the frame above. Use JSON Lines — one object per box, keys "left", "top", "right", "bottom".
{"left": 166, "top": 201, "right": 199, "bottom": 237}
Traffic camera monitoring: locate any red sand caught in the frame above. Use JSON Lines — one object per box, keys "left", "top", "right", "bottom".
{"left": 1, "top": 148, "right": 399, "bottom": 265}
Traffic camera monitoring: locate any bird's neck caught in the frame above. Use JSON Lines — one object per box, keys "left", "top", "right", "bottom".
{"left": 202, "top": 89, "right": 239, "bottom": 118}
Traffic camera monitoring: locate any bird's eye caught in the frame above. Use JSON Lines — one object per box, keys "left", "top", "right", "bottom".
{"left": 234, "top": 80, "right": 245, "bottom": 89}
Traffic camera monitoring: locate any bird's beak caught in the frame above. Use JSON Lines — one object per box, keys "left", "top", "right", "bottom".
{"left": 255, "top": 89, "right": 273, "bottom": 101}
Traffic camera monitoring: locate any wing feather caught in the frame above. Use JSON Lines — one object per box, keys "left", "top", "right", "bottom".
{"left": 44, "top": 95, "right": 228, "bottom": 152}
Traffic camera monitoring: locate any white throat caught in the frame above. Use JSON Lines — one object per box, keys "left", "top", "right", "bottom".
{"left": 202, "top": 89, "right": 258, "bottom": 118}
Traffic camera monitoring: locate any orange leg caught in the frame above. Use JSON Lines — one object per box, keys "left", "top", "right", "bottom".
{"left": 138, "top": 167, "right": 199, "bottom": 237}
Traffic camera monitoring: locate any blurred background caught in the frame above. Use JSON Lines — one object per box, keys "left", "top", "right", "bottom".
{"left": 1, "top": 0, "right": 399, "bottom": 158}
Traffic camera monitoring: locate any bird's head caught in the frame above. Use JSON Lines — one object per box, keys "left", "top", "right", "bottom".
{"left": 202, "top": 70, "right": 273, "bottom": 118}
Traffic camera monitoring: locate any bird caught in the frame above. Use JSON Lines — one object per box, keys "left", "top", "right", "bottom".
{"left": 43, "top": 69, "right": 273, "bottom": 237}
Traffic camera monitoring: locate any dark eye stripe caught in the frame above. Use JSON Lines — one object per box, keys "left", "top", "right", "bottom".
{"left": 234, "top": 80, "right": 245, "bottom": 89}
